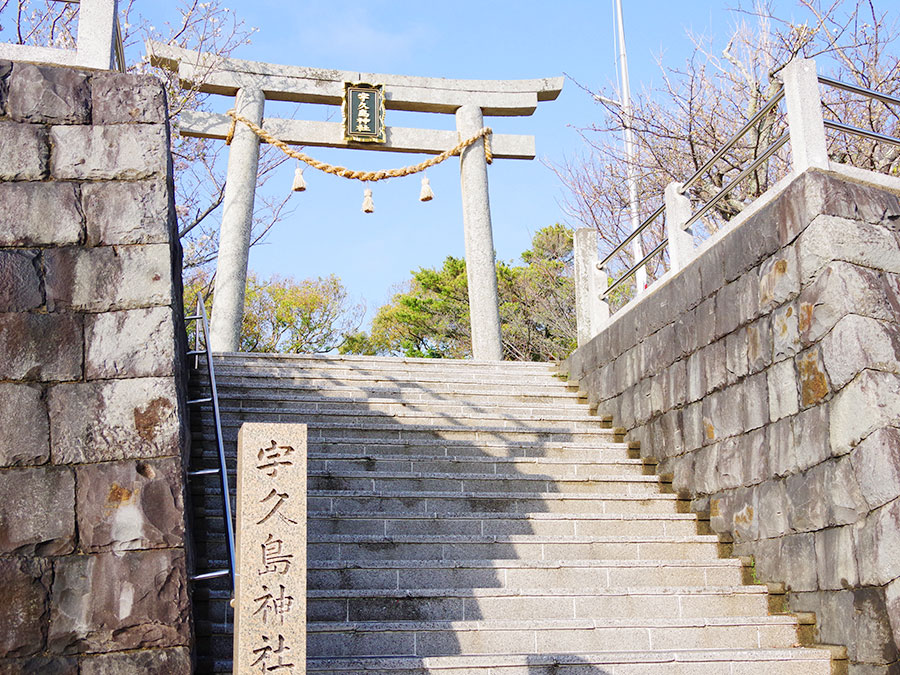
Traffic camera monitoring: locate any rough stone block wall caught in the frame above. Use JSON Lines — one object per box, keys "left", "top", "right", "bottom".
{"left": 564, "top": 169, "right": 900, "bottom": 673}
{"left": 0, "top": 61, "right": 192, "bottom": 672}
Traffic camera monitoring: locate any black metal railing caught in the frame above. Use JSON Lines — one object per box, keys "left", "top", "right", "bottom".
{"left": 185, "top": 295, "right": 236, "bottom": 591}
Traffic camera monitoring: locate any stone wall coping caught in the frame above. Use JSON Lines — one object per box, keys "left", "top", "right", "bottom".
{"left": 0, "top": 0, "right": 119, "bottom": 71}
{"left": 580, "top": 164, "right": 900, "bottom": 357}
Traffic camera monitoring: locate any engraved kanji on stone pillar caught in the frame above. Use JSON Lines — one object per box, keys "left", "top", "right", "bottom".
{"left": 234, "top": 423, "right": 307, "bottom": 674}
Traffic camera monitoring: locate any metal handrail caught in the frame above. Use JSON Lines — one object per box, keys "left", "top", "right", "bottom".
{"left": 817, "top": 75, "right": 900, "bottom": 152}
{"left": 600, "top": 131, "right": 790, "bottom": 301}
{"left": 597, "top": 86, "right": 786, "bottom": 280}
{"left": 823, "top": 119, "right": 900, "bottom": 148}
{"left": 186, "top": 296, "right": 236, "bottom": 592}
{"left": 680, "top": 86, "right": 785, "bottom": 193}
{"left": 602, "top": 237, "right": 668, "bottom": 299}
{"left": 682, "top": 132, "right": 790, "bottom": 231}
{"left": 597, "top": 204, "right": 664, "bottom": 270}
{"left": 818, "top": 75, "right": 900, "bottom": 108}
{"left": 595, "top": 71, "right": 900, "bottom": 316}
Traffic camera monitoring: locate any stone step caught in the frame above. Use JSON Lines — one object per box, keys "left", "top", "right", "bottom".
{"left": 193, "top": 436, "right": 633, "bottom": 462}
{"left": 306, "top": 470, "right": 668, "bottom": 496}
{"left": 305, "top": 616, "right": 804, "bottom": 657}
{"left": 194, "top": 584, "right": 770, "bottom": 626}
{"left": 202, "top": 421, "right": 620, "bottom": 444}
{"left": 190, "top": 513, "right": 706, "bottom": 553}
{"left": 306, "top": 511, "right": 704, "bottom": 538}
{"left": 201, "top": 378, "right": 587, "bottom": 406}
{"left": 206, "top": 406, "right": 604, "bottom": 431}
{"left": 189, "top": 455, "right": 641, "bottom": 483}
{"left": 209, "top": 354, "right": 565, "bottom": 381}
{"left": 305, "top": 559, "right": 749, "bottom": 590}
{"left": 307, "top": 533, "right": 725, "bottom": 562}
{"left": 305, "top": 649, "right": 836, "bottom": 674}
{"left": 200, "top": 396, "right": 592, "bottom": 422}
{"left": 204, "top": 376, "right": 581, "bottom": 400}
{"left": 305, "top": 491, "right": 689, "bottom": 515}
{"left": 307, "top": 453, "right": 654, "bottom": 478}
{"left": 213, "top": 352, "right": 561, "bottom": 374}
{"left": 197, "top": 534, "right": 731, "bottom": 569}
{"left": 306, "top": 586, "right": 771, "bottom": 623}
{"left": 207, "top": 364, "right": 574, "bottom": 387}
{"left": 189, "top": 458, "right": 649, "bottom": 486}
{"left": 191, "top": 492, "right": 689, "bottom": 518}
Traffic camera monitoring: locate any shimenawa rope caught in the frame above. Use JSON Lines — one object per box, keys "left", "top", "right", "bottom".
{"left": 224, "top": 109, "right": 494, "bottom": 182}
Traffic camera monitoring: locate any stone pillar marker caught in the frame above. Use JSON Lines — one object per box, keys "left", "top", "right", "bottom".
{"left": 783, "top": 58, "right": 829, "bottom": 173}
{"left": 664, "top": 182, "right": 694, "bottom": 273}
{"left": 457, "top": 104, "right": 503, "bottom": 361}
{"left": 209, "top": 87, "right": 265, "bottom": 352}
{"left": 234, "top": 422, "right": 307, "bottom": 674}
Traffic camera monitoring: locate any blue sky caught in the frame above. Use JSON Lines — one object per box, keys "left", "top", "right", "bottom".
{"left": 216, "top": 0, "right": 810, "bottom": 325}
{"left": 16, "top": 0, "right": 808, "bottom": 323}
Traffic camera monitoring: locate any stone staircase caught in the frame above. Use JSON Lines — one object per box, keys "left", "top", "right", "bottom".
{"left": 187, "top": 353, "right": 843, "bottom": 674}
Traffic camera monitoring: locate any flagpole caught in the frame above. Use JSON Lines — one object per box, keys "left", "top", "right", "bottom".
{"left": 614, "top": 0, "right": 646, "bottom": 294}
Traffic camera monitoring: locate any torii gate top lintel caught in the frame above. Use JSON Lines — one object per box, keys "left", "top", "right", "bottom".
{"left": 149, "top": 42, "right": 563, "bottom": 115}
{"left": 149, "top": 42, "right": 562, "bottom": 159}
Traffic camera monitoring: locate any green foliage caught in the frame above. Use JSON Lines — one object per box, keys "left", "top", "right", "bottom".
{"left": 184, "top": 270, "right": 364, "bottom": 354}
{"left": 368, "top": 255, "right": 472, "bottom": 359}
{"left": 338, "top": 332, "right": 377, "bottom": 356}
{"left": 346, "top": 224, "right": 578, "bottom": 361}
{"left": 499, "top": 223, "right": 577, "bottom": 361}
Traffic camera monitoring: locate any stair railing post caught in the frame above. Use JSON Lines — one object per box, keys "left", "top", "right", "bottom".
{"left": 664, "top": 182, "right": 694, "bottom": 273}
{"left": 456, "top": 104, "right": 503, "bottom": 361}
{"left": 574, "top": 228, "right": 608, "bottom": 345}
{"left": 209, "top": 86, "right": 265, "bottom": 352}
{"left": 783, "top": 58, "right": 829, "bottom": 173}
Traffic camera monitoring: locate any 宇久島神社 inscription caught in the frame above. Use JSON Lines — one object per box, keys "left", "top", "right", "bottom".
{"left": 342, "top": 82, "right": 385, "bottom": 143}
{"left": 234, "top": 423, "right": 307, "bottom": 674}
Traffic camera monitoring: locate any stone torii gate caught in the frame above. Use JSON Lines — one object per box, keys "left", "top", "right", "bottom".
{"left": 149, "top": 43, "right": 562, "bottom": 360}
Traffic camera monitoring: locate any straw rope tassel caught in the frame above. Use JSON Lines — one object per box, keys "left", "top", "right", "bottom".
{"left": 362, "top": 188, "right": 374, "bottom": 213}
{"left": 419, "top": 175, "right": 434, "bottom": 202}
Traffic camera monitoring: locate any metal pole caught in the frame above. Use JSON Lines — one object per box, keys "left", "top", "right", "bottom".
{"left": 615, "top": 0, "right": 646, "bottom": 294}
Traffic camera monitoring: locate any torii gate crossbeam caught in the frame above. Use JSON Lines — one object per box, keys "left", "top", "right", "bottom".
{"left": 150, "top": 42, "right": 563, "bottom": 360}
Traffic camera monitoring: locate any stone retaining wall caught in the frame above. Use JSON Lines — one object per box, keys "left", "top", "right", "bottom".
{"left": 564, "top": 169, "right": 900, "bottom": 673}
{"left": 0, "top": 61, "right": 192, "bottom": 672}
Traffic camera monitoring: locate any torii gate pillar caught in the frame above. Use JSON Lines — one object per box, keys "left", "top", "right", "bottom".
{"left": 209, "top": 87, "right": 265, "bottom": 352}
{"left": 457, "top": 105, "right": 503, "bottom": 361}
